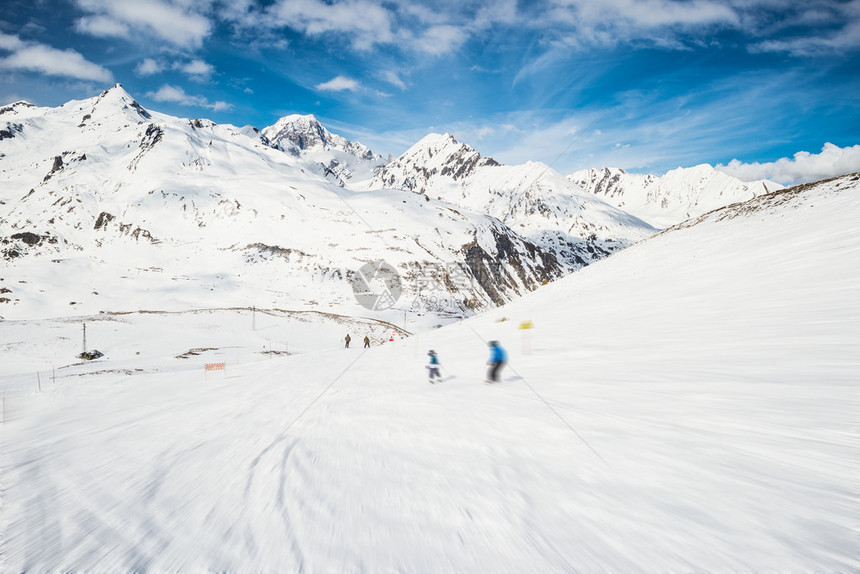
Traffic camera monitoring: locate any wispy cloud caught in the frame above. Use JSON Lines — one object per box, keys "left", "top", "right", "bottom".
{"left": 135, "top": 57, "right": 163, "bottom": 76}
{"left": 265, "top": 0, "right": 395, "bottom": 50}
{"left": 229, "top": 0, "right": 518, "bottom": 57}
{"left": 535, "top": 0, "right": 738, "bottom": 49}
{"left": 379, "top": 70, "right": 407, "bottom": 90}
{"left": 74, "top": 14, "right": 131, "bottom": 38}
{"left": 717, "top": 143, "right": 860, "bottom": 185}
{"left": 507, "top": 0, "right": 860, "bottom": 62}
{"left": 748, "top": 0, "right": 860, "bottom": 56}
{"left": 0, "top": 32, "right": 113, "bottom": 82}
{"left": 315, "top": 76, "right": 361, "bottom": 92}
{"left": 412, "top": 24, "right": 469, "bottom": 55}
{"left": 146, "top": 84, "right": 231, "bottom": 111}
{"left": 134, "top": 57, "right": 215, "bottom": 81}
{"left": 177, "top": 59, "right": 215, "bottom": 81}
{"left": 0, "top": 33, "right": 25, "bottom": 51}
{"left": 558, "top": 0, "right": 735, "bottom": 27}
{"left": 73, "top": 0, "right": 213, "bottom": 49}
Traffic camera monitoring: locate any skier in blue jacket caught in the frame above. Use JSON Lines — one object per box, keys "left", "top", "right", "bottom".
{"left": 486, "top": 341, "right": 507, "bottom": 383}
{"left": 427, "top": 350, "right": 441, "bottom": 383}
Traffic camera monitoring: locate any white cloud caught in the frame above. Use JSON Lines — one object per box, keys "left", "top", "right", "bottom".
{"left": 542, "top": 0, "right": 738, "bottom": 49}
{"left": 73, "top": 0, "right": 212, "bottom": 48}
{"left": 535, "top": 0, "right": 860, "bottom": 56}
{"left": 0, "top": 34, "right": 113, "bottom": 83}
{"left": 74, "top": 15, "right": 131, "bottom": 38}
{"left": 0, "top": 33, "right": 25, "bottom": 51}
{"left": 135, "top": 58, "right": 163, "bottom": 76}
{"left": 177, "top": 59, "right": 214, "bottom": 80}
{"left": 749, "top": 0, "right": 860, "bottom": 55}
{"left": 473, "top": 127, "right": 496, "bottom": 139}
{"left": 380, "top": 70, "right": 406, "bottom": 90}
{"left": 753, "top": 22, "right": 860, "bottom": 56}
{"left": 413, "top": 25, "right": 468, "bottom": 55}
{"left": 315, "top": 76, "right": 360, "bottom": 92}
{"left": 716, "top": 143, "right": 860, "bottom": 185}
{"left": 147, "top": 84, "right": 192, "bottom": 102}
{"left": 267, "top": 0, "right": 395, "bottom": 50}
{"left": 245, "top": 0, "right": 508, "bottom": 56}
{"left": 134, "top": 58, "right": 215, "bottom": 80}
{"left": 146, "top": 84, "right": 231, "bottom": 111}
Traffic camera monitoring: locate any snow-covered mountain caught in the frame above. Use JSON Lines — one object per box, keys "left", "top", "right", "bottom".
{"left": 3, "top": 171, "right": 857, "bottom": 572}
{"left": 371, "top": 133, "right": 501, "bottom": 192}
{"left": 368, "top": 133, "right": 656, "bottom": 270}
{"left": 262, "top": 114, "right": 384, "bottom": 186}
{"left": 568, "top": 165, "right": 783, "bottom": 228}
{"left": 0, "top": 86, "right": 566, "bottom": 321}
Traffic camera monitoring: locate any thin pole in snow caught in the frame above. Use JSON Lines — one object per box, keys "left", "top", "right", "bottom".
{"left": 82, "top": 322, "right": 87, "bottom": 354}
{"left": 37, "top": 371, "right": 41, "bottom": 392}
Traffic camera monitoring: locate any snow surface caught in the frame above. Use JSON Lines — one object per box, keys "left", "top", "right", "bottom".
{"left": 3, "top": 175, "right": 858, "bottom": 571}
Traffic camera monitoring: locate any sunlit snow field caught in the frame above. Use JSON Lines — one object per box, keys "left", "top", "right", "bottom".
{"left": 2, "top": 178, "right": 858, "bottom": 571}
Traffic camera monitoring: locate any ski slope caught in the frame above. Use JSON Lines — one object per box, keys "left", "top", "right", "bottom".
{"left": 2, "top": 175, "right": 858, "bottom": 572}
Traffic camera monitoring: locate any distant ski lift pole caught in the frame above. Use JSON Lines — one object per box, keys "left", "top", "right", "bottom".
{"left": 78, "top": 321, "right": 103, "bottom": 360}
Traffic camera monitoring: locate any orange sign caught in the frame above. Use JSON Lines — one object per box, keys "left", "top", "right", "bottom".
{"left": 205, "top": 362, "right": 226, "bottom": 371}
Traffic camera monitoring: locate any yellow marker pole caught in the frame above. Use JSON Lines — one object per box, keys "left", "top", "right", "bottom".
{"left": 519, "top": 321, "right": 534, "bottom": 355}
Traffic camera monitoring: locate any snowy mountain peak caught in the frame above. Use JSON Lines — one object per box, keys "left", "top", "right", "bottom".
{"left": 260, "top": 113, "right": 383, "bottom": 185}
{"left": 371, "top": 132, "right": 500, "bottom": 194}
{"left": 411, "top": 132, "right": 462, "bottom": 152}
{"left": 0, "top": 100, "right": 36, "bottom": 116}
{"left": 569, "top": 164, "right": 782, "bottom": 228}
{"left": 262, "top": 113, "right": 378, "bottom": 161}
{"left": 66, "top": 82, "right": 152, "bottom": 126}
{"left": 264, "top": 113, "right": 322, "bottom": 145}
{"left": 403, "top": 133, "right": 489, "bottom": 163}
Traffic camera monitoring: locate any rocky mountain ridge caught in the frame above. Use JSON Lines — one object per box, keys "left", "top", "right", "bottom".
{"left": 366, "top": 133, "right": 656, "bottom": 270}
{"left": 263, "top": 114, "right": 384, "bottom": 186}
{"left": 0, "top": 85, "right": 568, "bottom": 323}
{"left": 568, "top": 165, "right": 783, "bottom": 228}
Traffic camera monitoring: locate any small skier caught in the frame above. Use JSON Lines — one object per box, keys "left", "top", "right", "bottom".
{"left": 427, "top": 350, "right": 441, "bottom": 384}
{"left": 344, "top": 334, "right": 351, "bottom": 348}
{"left": 486, "top": 340, "right": 507, "bottom": 383}
{"left": 364, "top": 336, "right": 370, "bottom": 348}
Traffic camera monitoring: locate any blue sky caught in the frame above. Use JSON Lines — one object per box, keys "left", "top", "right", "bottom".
{"left": 1, "top": 0, "right": 859, "bottom": 184}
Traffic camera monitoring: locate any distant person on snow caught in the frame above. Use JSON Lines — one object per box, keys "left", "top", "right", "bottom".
{"left": 427, "top": 350, "right": 441, "bottom": 383}
{"left": 364, "top": 336, "right": 370, "bottom": 348}
{"left": 486, "top": 341, "right": 507, "bottom": 383}
{"left": 345, "top": 334, "right": 351, "bottom": 348}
